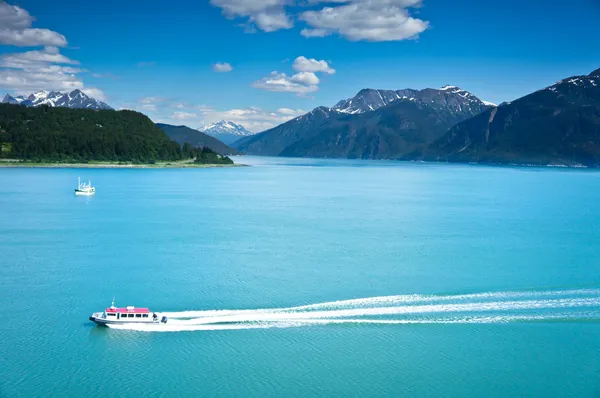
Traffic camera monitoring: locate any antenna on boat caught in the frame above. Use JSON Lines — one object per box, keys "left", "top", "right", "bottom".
{"left": 110, "top": 296, "right": 116, "bottom": 309}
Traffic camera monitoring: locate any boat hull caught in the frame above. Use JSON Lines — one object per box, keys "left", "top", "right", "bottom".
{"left": 88, "top": 316, "right": 156, "bottom": 326}
{"left": 89, "top": 312, "right": 166, "bottom": 326}
{"left": 75, "top": 190, "right": 94, "bottom": 196}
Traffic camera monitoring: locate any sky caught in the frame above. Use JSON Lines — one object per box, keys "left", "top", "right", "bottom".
{"left": 1, "top": 0, "right": 599, "bottom": 132}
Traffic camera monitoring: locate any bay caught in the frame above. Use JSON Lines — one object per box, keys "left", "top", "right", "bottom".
{"left": 1, "top": 156, "right": 600, "bottom": 397}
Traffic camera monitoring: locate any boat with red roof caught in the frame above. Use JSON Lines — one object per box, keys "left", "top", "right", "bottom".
{"left": 89, "top": 299, "right": 167, "bottom": 326}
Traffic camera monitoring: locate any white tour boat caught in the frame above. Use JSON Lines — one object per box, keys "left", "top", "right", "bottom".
{"left": 75, "top": 177, "right": 95, "bottom": 196}
{"left": 89, "top": 299, "right": 167, "bottom": 326}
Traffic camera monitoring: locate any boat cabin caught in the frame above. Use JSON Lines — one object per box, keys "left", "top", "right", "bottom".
{"left": 104, "top": 306, "right": 152, "bottom": 321}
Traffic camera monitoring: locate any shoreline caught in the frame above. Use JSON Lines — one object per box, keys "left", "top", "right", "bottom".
{"left": 0, "top": 160, "right": 247, "bottom": 169}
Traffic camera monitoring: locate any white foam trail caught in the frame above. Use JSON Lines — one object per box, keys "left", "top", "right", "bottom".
{"left": 162, "top": 289, "right": 600, "bottom": 319}
{"left": 106, "top": 289, "right": 600, "bottom": 333}
{"left": 108, "top": 313, "right": 594, "bottom": 333}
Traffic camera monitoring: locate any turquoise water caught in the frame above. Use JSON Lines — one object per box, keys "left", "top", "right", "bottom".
{"left": 1, "top": 156, "right": 600, "bottom": 397}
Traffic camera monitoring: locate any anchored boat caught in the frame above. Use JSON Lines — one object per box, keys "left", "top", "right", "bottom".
{"left": 89, "top": 299, "right": 167, "bottom": 326}
{"left": 75, "top": 177, "right": 95, "bottom": 196}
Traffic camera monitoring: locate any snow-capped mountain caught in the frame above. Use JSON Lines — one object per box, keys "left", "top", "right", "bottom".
{"left": 234, "top": 86, "right": 495, "bottom": 158}
{"left": 2, "top": 89, "right": 113, "bottom": 110}
{"left": 199, "top": 120, "right": 254, "bottom": 145}
{"left": 332, "top": 86, "right": 495, "bottom": 115}
{"left": 415, "top": 67, "right": 600, "bottom": 166}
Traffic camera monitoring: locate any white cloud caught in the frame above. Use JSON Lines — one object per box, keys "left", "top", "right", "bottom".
{"left": 251, "top": 11, "right": 293, "bottom": 32}
{"left": 81, "top": 87, "right": 107, "bottom": 102}
{"left": 0, "top": 5, "right": 106, "bottom": 101}
{"left": 212, "top": 62, "right": 233, "bottom": 72}
{"left": 290, "top": 71, "right": 320, "bottom": 86}
{"left": 209, "top": 0, "right": 293, "bottom": 32}
{"left": 0, "top": 47, "right": 100, "bottom": 95}
{"left": 200, "top": 106, "right": 306, "bottom": 132}
{"left": 252, "top": 56, "right": 335, "bottom": 95}
{"left": 0, "top": 47, "right": 79, "bottom": 69}
{"left": 0, "top": 2, "right": 67, "bottom": 47}
{"left": 210, "top": 0, "right": 284, "bottom": 16}
{"left": 300, "top": 1, "right": 428, "bottom": 42}
{"left": 209, "top": 0, "right": 429, "bottom": 42}
{"left": 171, "top": 111, "right": 198, "bottom": 120}
{"left": 292, "top": 56, "right": 335, "bottom": 74}
{"left": 124, "top": 97, "right": 307, "bottom": 133}
{"left": 0, "top": 68, "right": 84, "bottom": 94}
{"left": 252, "top": 71, "right": 319, "bottom": 94}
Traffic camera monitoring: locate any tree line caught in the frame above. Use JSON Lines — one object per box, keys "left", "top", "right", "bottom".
{"left": 0, "top": 104, "right": 232, "bottom": 164}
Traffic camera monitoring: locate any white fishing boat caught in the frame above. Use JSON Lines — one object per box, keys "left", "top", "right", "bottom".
{"left": 75, "top": 177, "right": 95, "bottom": 196}
{"left": 89, "top": 299, "right": 167, "bottom": 326}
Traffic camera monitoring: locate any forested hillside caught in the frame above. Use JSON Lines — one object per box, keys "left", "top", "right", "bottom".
{"left": 0, "top": 104, "right": 193, "bottom": 162}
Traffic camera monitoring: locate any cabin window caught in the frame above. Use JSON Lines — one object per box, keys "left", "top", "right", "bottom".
{"left": 128, "top": 314, "right": 135, "bottom": 318}
{"left": 107, "top": 313, "right": 116, "bottom": 317}
{"left": 135, "top": 314, "right": 142, "bottom": 318}
{"left": 142, "top": 314, "right": 148, "bottom": 318}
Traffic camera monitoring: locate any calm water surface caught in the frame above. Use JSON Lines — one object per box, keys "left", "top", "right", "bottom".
{"left": 1, "top": 156, "right": 600, "bottom": 397}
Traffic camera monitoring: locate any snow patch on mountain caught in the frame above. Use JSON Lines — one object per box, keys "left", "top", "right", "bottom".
{"left": 2, "top": 90, "right": 112, "bottom": 110}
{"left": 199, "top": 120, "right": 255, "bottom": 145}
{"left": 331, "top": 86, "right": 495, "bottom": 116}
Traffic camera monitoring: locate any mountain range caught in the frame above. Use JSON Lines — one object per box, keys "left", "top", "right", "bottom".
{"left": 2, "top": 90, "right": 113, "bottom": 110}
{"left": 156, "top": 123, "right": 239, "bottom": 155}
{"left": 234, "top": 67, "right": 600, "bottom": 167}
{"left": 410, "top": 68, "right": 600, "bottom": 166}
{"left": 199, "top": 120, "right": 254, "bottom": 145}
{"left": 234, "top": 86, "right": 494, "bottom": 158}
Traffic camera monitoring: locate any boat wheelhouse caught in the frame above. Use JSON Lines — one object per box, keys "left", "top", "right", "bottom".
{"left": 89, "top": 300, "right": 167, "bottom": 326}
{"left": 75, "top": 177, "right": 95, "bottom": 196}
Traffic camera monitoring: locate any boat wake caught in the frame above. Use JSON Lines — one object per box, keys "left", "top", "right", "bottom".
{"left": 107, "top": 288, "right": 600, "bottom": 332}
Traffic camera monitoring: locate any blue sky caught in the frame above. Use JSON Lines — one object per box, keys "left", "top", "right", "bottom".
{"left": 1, "top": 0, "right": 599, "bottom": 131}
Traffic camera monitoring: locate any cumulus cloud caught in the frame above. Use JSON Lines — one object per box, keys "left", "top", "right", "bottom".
{"left": 292, "top": 56, "right": 335, "bottom": 74}
{"left": 290, "top": 71, "right": 320, "bottom": 86}
{"left": 212, "top": 62, "right": 233, "bottom": 72}
{"left": 300, "top": 0, "right": 429, "bottom": 42}
{"left": 210, "top": 0, "right": 293, "bottom": 32}
{"left": 0, "top": 2, "right": 67, "bottom": 47}
{"left": 251, "top": 11, "right": 293, "bottom": 32}
{"left": 0, "top": 47, "right": 79, "bottom": 68}
{"left": 0, "top": 4, "right": 105, "bottom": 100}
{"left": 0, "top": 68, "right": 84, "bottom": 94}
{"left": 0, "top": 46, "right": 102, "bottom": 96}
{"left": 252, "top": 56, "right": 334, "bottom": 95}
{"left": 252, "top": 71, "right": 319, "bottom": 94}
{"left": 210, "top": 0, "right": 429, "bottom": 41}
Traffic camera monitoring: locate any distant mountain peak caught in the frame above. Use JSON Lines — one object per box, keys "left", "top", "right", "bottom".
{"left": 1, "top": 89, "right": 112, "bottom": 110}
{"left": 332, "top": 86, "right": 493, "bottom": 116}
{"left": 199, "top": 120, "right": 254, "bottom": 145}
{"left": 2, "top": 93, "right": 25, "bottom": 104}
{"left": 589, "top": 68, "right": 600, "bottom": 77}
